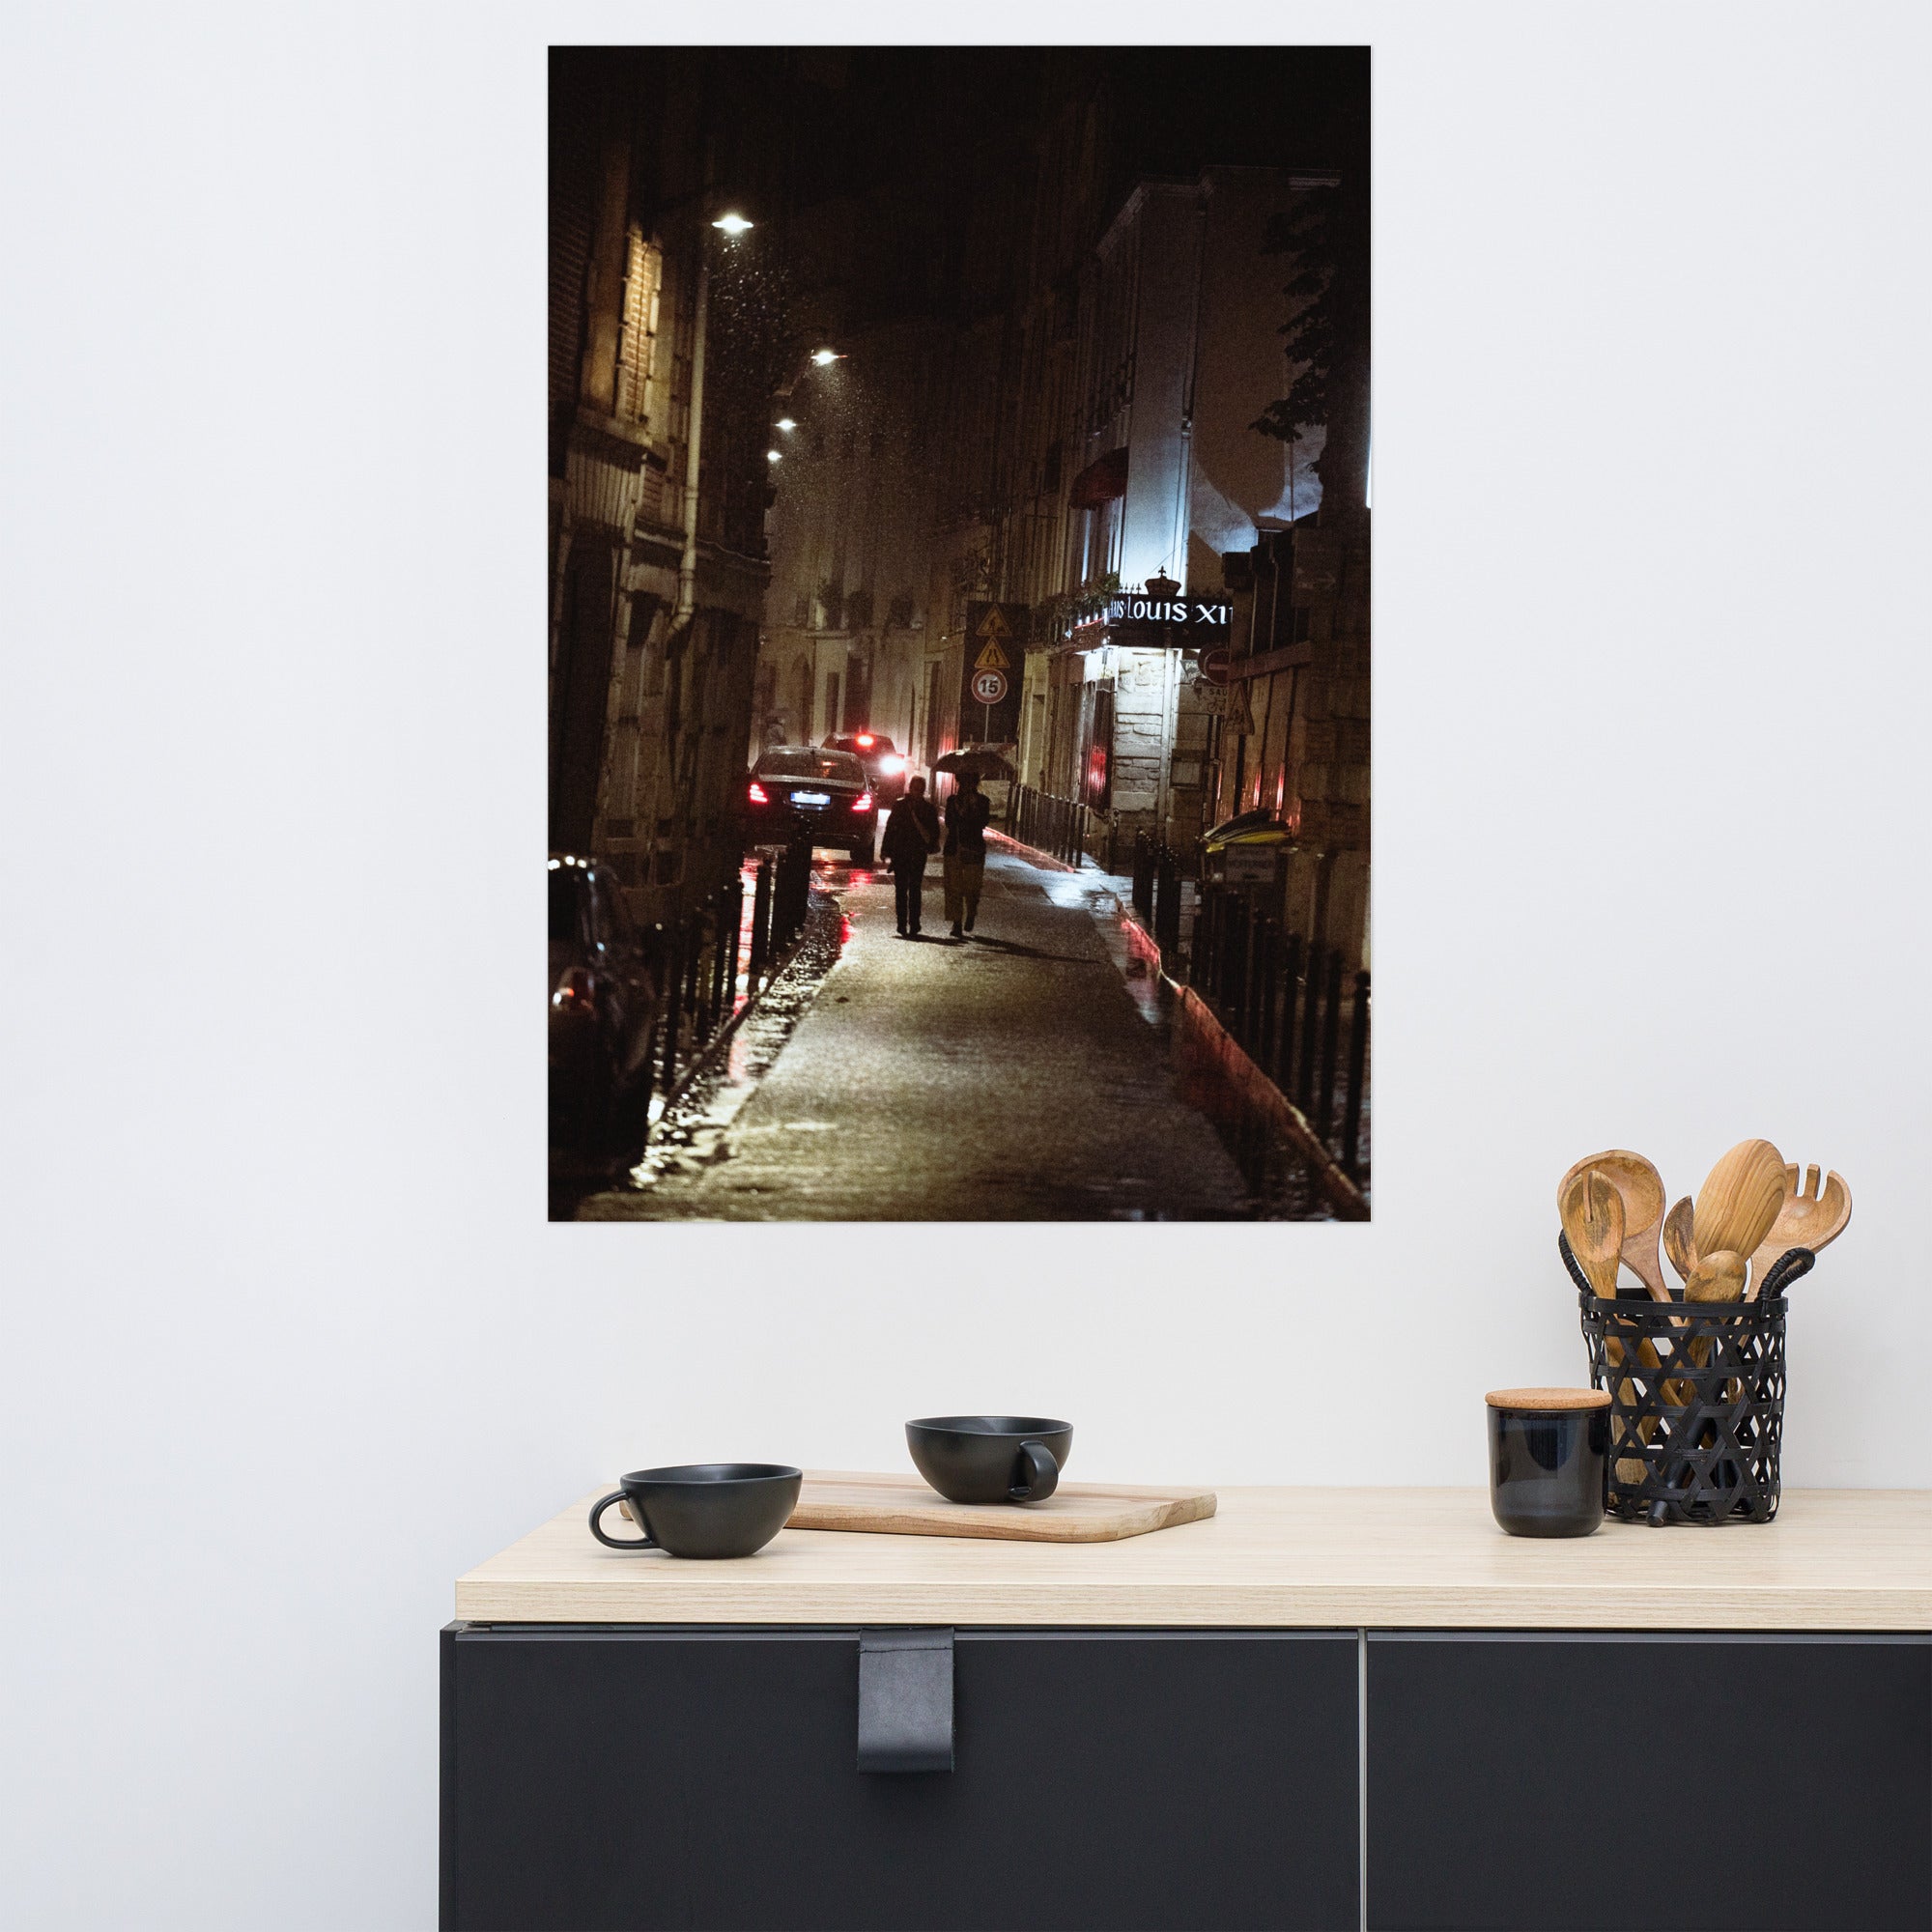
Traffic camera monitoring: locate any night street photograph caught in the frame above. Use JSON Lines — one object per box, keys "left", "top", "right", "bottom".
{"left": 550, "top": 46, "right": 1371, "bottom": 1220}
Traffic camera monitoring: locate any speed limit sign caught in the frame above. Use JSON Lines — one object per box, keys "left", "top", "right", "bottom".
{"left": 970, "top": 668, "right": 1008, "bottom": 705}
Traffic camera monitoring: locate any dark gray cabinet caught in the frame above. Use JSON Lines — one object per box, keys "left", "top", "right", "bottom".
{"left": 441, "top": 1625, "right": 1361, "bottom": 1932}
{"left": 1365, "top": 1633, "right": 1932, "bottom": 1931}
{"left": 444, "top": 1623, "right": 1932, "bottom": 1931}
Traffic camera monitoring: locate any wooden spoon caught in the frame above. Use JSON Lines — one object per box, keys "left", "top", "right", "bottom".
{"left": 1683, "top": 1249, "right": 1746, "bottom": 1304}
{"left": 1692, "top": 1140, "right": 1786, "bottom": 1269}
{"left": 1664, "top": 1248, "right": 1747, "bottom": 1405}
{"left": 1557, "top": 1151, "right": 1669, "bottom": 1301}
{"left": 1662, "top": 1197, "right": 1698, "bottom": 1285}
{"left": 1747, "top": 1165, "right": 1852, "bottom": 1299}
{"left": 1559, "top": 1168, "right": 1624, "bottom": 1297}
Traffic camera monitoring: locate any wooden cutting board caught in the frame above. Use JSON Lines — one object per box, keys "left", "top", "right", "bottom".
{"left": 785, "top": 1470, "right": 1217, "bottom": 1544}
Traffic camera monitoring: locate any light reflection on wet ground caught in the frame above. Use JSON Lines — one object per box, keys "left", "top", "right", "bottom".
{"left": 561, "top": 849, "right": 1342, "bottom": 1221}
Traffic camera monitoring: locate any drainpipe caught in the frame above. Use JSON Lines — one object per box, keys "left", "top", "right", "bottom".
{"left": 668, "top": 244, "right": 711, "bottom": 642}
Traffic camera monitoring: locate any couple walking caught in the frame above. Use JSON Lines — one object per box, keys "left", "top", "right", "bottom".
{"left": 880, "top": 770, "right": 991, "bottom": 940}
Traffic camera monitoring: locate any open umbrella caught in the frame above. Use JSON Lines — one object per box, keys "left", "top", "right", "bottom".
{"left": 934, "top": 748, "right": 1016, "bottom": 781}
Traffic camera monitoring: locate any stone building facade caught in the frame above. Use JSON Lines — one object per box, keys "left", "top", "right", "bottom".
{"left": 549, "top": 51, "right": 781, "bottom": 922}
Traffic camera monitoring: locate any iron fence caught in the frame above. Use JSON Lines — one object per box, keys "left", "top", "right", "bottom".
{"left": 640, "top": 836, "right": 815, "bottom": 1116}
{"left": 1185, "top": 879, "right": 1371, "bottom": 1185}
{"left": 1008, "top": 782, "right": 1115, "bottom": 870}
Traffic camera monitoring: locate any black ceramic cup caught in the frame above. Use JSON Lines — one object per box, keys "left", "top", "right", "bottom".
{"left": 1486, "top": 1389, "right": 1608, "bottom": 1538}
{"left": 587, "top": 1463, "right": 802, "bottom": 1558}
{"left": 905, "top": 1416, "right": 1072, "bottom": 1504}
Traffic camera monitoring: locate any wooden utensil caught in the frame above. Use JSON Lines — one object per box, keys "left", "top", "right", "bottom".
{"left": 1665, "top": 1248, "right": 1747, "bottom": 1406}
{"left": 1560, "top": 1171, "right": 1653, "bottom": 1482}
{"left": 1662, "top": 1197, "right": 1698, "bottom": 1286}
{"left": 1691, "top": 1140, "right": 1787, "bottom": 1271}
{"left": 1683, "top": 1249, "right": 1746, "bottom": 1304}
{"left": 1557, "top": 1151, "right": 1669, "bottom": 1301}
{"left": 1559, "top": 1168, "right": 1624, "bottom": 1296}
{"left": 1747, "top": 1165, "right": 1852, "bottom": 1298}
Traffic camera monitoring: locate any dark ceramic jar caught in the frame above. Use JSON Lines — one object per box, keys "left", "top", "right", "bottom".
{"left": 1485, "top": 1388, "right": 1608, "bottom": 1538}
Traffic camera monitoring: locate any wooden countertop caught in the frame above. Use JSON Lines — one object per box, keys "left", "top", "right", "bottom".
{"left": 455, "top": 1482, "right": 1932, "bottom": 1632}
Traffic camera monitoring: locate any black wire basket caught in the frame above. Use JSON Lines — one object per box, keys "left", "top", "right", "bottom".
{"left": 1565, "top": 1235, "right": 1813, "bottom": 1525}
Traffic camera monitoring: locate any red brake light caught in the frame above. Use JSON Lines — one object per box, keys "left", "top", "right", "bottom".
{"left": 856, "top": 733, "right": 875, "bottom": 748}
{"left": 852, "top": 792, "right": 873, "bottom": 812}
{"left": 748, "top": 781, "right": 769, "bottom": 804}
{"left": 551, "top": 967, "right": 596, "bottom": 1015}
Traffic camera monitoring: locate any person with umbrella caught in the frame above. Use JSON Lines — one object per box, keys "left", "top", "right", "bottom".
{"left": 880, "top": 774, "right": 940, "bottom": 936}
{"left": 937, "top": 754, "right": 1003, "bottom": 938}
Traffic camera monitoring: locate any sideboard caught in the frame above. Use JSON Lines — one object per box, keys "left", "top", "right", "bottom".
{"left": 442, "top": 1485, "right": 1932, "bottom": 1931}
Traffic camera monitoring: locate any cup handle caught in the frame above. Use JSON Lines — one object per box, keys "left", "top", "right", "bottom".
{"left": 1009, "top": 1440, "right": 1060, "bottom": 1503}
{"left": 588, "top": 1491, "right": 657, "bottom": 1550}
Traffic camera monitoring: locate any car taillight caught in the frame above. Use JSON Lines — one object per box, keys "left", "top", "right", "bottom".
{"left": 852, "top": 792, "right": 873, "bottom": 812}
{"left": 552, "top": 968, "right": 596, "bottom": 1016}
{"left": 855, "top": 732, "right": 874, "bottom": 748}
{"left": 877, "top": 753, "right": 906, "bottom": 776}
{"left": 748, "top": 781, "right": 769, "bottom": 804}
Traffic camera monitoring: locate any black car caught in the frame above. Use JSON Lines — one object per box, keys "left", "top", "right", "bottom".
{"left": 744, "top": 745, "right": 877, "bottom": 864}
{"left": 823, "top": 731, "right": 911, "bottom": 806}
{"left": 549, "top": 855, "right": 660, "bottom": 1155}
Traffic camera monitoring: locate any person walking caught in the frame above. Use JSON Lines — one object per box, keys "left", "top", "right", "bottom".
{"left": 881, "top": 775, "right": 940, "bottom": 937}
{"left": 943, "top": 769, "right": 992, "bottom": 938}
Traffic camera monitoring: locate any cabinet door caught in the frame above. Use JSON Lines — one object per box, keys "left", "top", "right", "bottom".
{"left": 1366, "top": 1632, "right": 1931, "bottom": 1931}
{"left": 442, "top": 1625, "right": 1359, "bottom": 1932}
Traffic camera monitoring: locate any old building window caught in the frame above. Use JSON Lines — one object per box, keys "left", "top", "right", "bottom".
{"left": 792, "top": 593, "right": 809, "bottom": 627}
{"left": 887, "top": 591, "right": 915, "bottom": 629}
{"left": 845, "top": 588, "right": 873, "bottom": 630}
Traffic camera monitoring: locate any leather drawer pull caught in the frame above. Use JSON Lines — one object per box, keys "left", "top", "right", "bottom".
{"left": 857, "top": 1629, "right": 954, "bottom": 1773}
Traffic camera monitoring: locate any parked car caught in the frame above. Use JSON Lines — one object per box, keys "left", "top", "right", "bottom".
{"left": 743, "top": 745, "right": 877, "bottom": 864}
{"left": 549, "top": 855, "right": 660, "bottom": 1155}
{"left": 823, "top": 731, "right": 911, "bottom": 806}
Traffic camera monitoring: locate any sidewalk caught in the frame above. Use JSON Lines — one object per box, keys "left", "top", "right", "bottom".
{"left": 582, "top": 849, "right": 1251, "bottom": 1221}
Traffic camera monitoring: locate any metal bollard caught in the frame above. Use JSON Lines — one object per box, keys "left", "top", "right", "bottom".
{"left": 749, "top": 859, "right": 769, "bottom": 977}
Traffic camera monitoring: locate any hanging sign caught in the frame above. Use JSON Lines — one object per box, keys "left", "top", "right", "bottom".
{"left": 959, "top": 602, "right": 1030, "bottom": 745}
{"left": 1107, "top": 595, "right": 1233, "bottom": 648}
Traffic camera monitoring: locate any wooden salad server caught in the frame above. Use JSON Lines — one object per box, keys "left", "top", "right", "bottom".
{"left": 1747, "top": 1165, "right": 1852, "bottom": 1299}
{"left": 1557, "top": 1151, "right": 1669, "bottom": 1301}
{"left": 1691, "top": 1140, "right": 1787, "bottom": 1273}
{"left": 1560, "top": 1169, "right": 1649, "bottom": 1482}
{"left": 1559, "top": 1167, "right": 1624, "bottom": 1297}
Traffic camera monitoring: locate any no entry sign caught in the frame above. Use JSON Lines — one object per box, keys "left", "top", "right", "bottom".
{"left": 1199, "top": 646, "right": 1233, "bottom": 687}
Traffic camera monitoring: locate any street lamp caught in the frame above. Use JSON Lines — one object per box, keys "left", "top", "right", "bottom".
{"left": 766, "top": 449, "right": 781, "bottom": 464}
{"left": 775, "top": 417, "right": 797, "bottom": 432}
{"left": 810, "top": 348, "right": 843, "bottom": 366}
{"left": 710, "top": 212, "right": 753, "bottom": 236}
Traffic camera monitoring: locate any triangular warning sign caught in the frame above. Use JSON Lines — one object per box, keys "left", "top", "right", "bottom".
{"left": 975, "top": 606, "right": 1012, "bottom": 640}
{"left": 974, "top": 639, "right": 1011, "bottom": 672}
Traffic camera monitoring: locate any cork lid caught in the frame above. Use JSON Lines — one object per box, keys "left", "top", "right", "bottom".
{"left": 1485, "top": 1386, "right": 1611, "bottom": 1411}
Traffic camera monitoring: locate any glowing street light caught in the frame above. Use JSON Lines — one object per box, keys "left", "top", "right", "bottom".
{"left": 710, "top": 212, "right": 753, "bottom": 236}
{"left": 775, "top": 417, "right": 797, "bottom": 432}
{"left": 810, "top": 348, "right": 843, "bottom": 366}
{"left": 767, "top": 449, "right": 782, "bottom": 464}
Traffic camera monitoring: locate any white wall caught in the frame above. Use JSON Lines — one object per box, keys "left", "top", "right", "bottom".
{"left": 6, "top": 3, "right": 1930, "bottom": 1927}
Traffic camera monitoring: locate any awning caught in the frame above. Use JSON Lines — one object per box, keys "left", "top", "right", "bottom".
{"left": 1068, "top": 445, "right": 1129, "bottom": 510}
